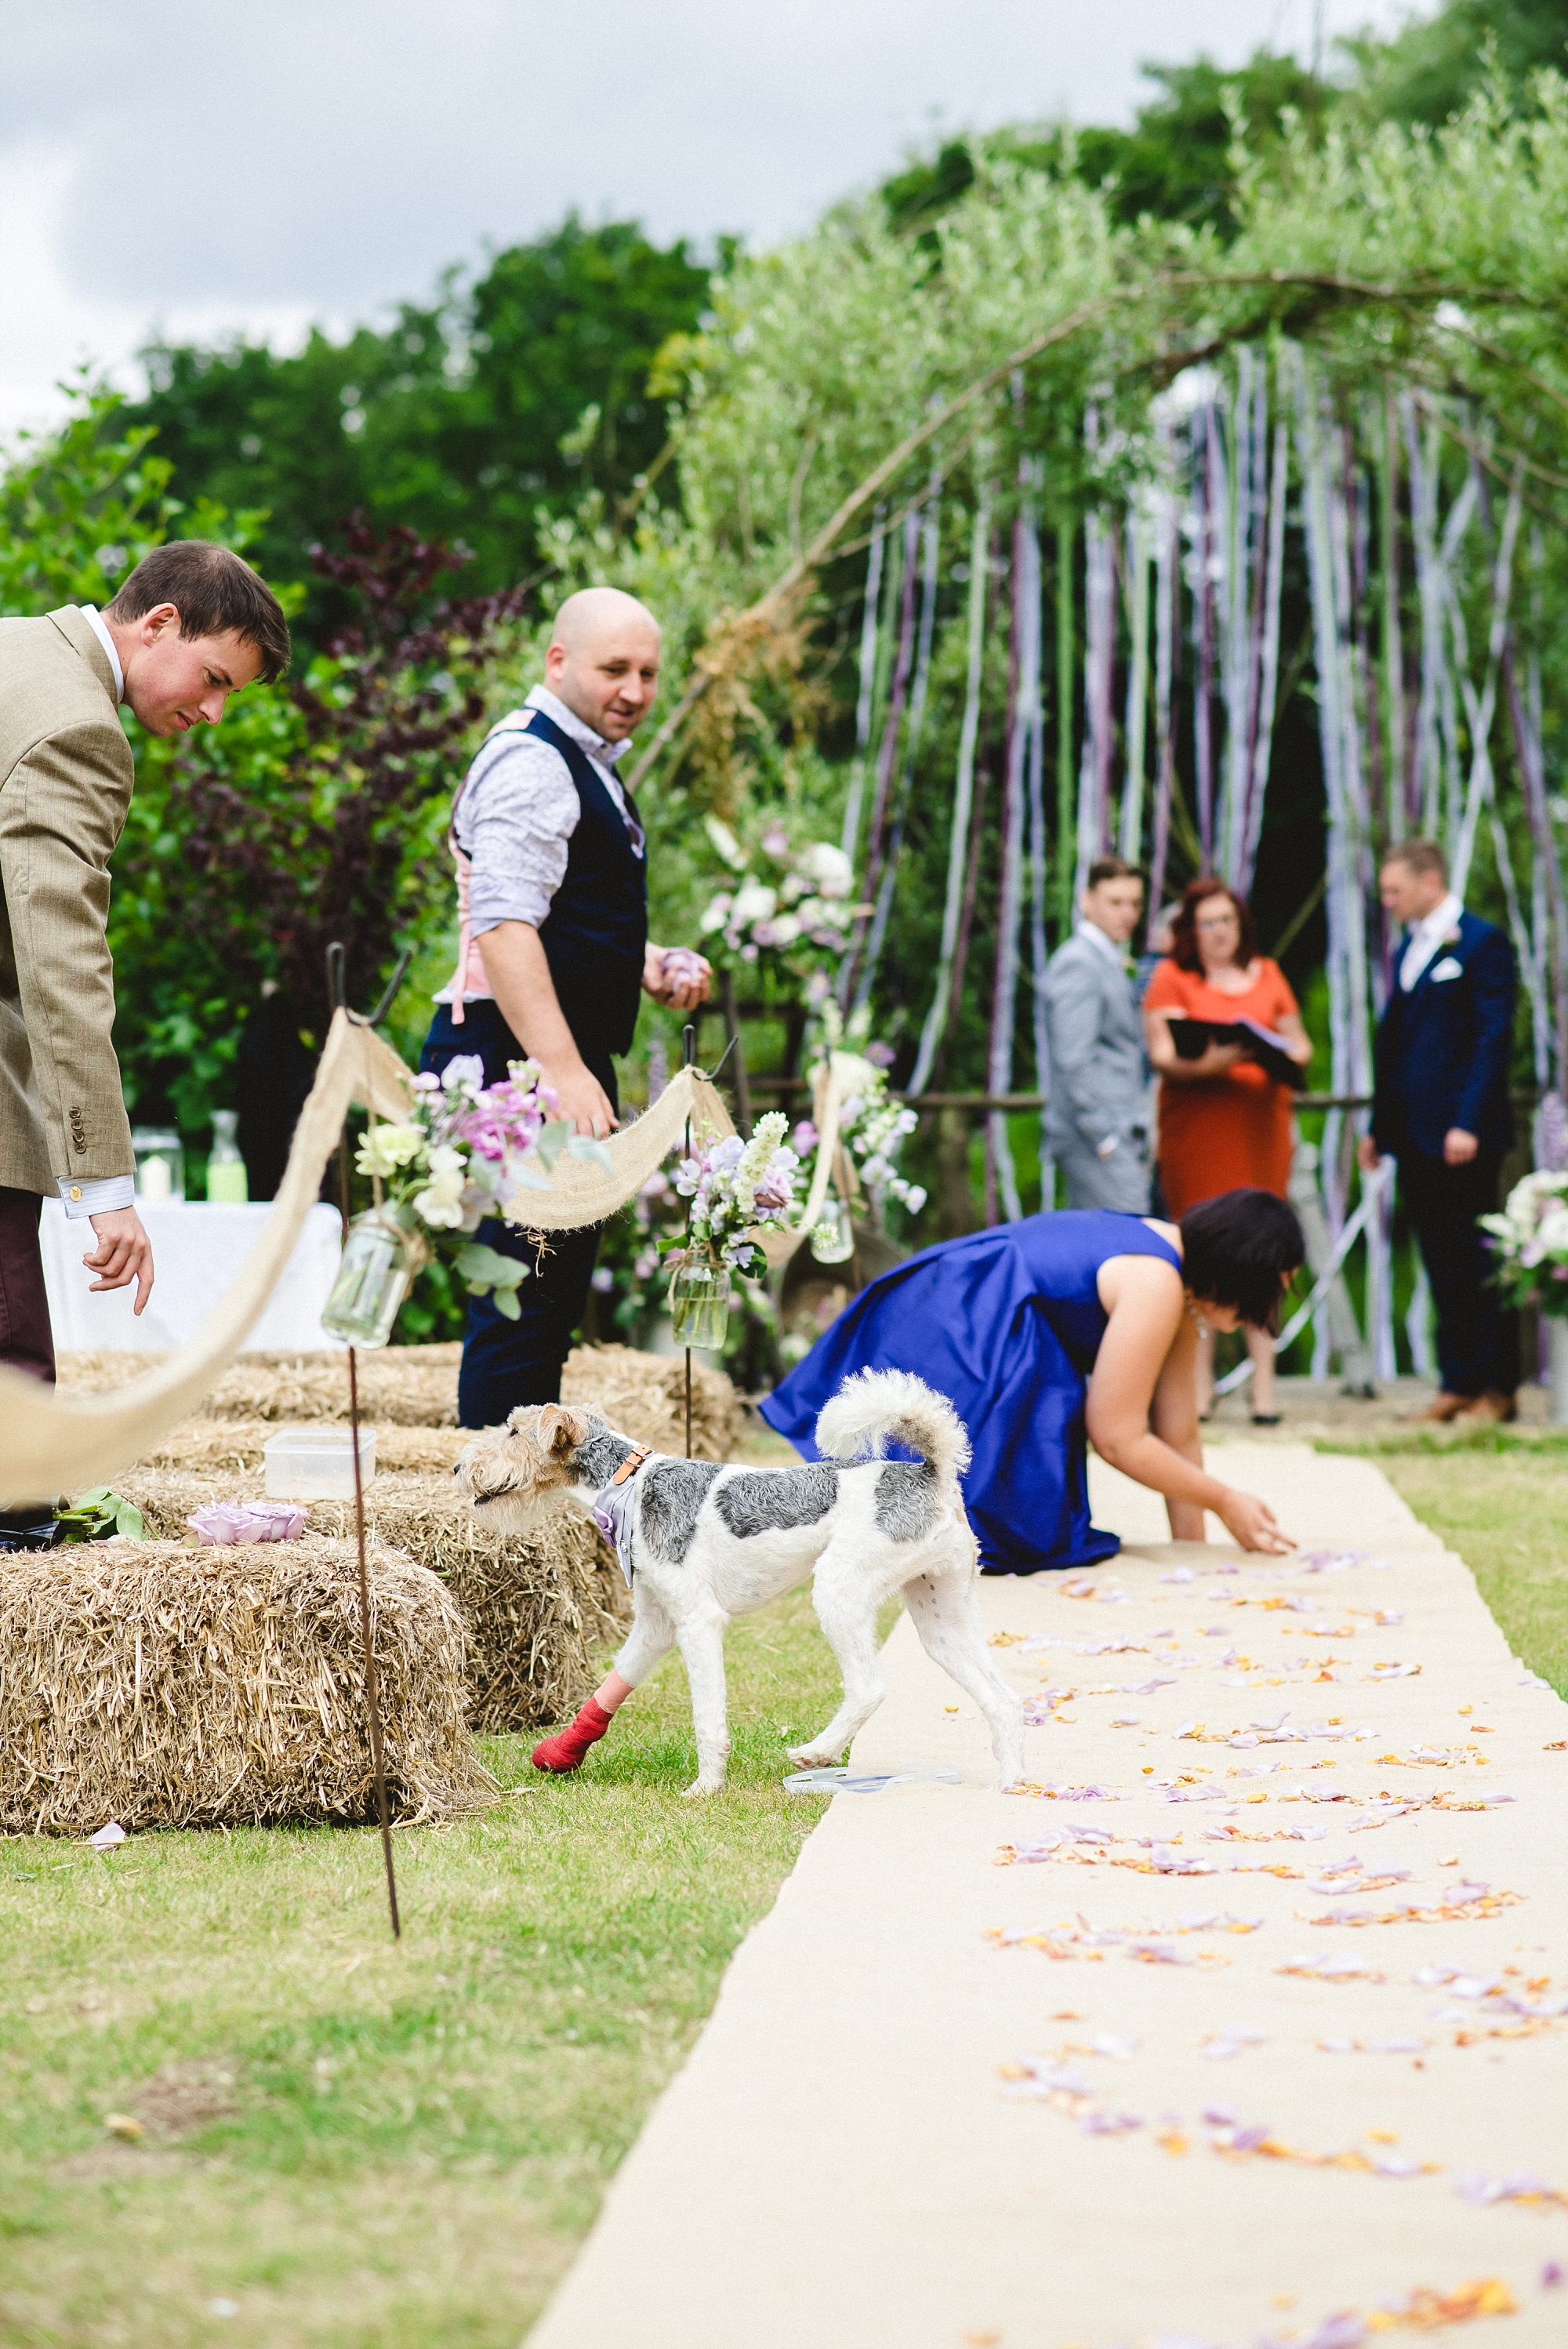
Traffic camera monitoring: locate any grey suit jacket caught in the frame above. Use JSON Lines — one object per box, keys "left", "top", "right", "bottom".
{"left": 1041, "top": 928, "right": 1147, "bottom": 1156}
{"left": 0, "top": 607, "right": 136, "bottom": 1195}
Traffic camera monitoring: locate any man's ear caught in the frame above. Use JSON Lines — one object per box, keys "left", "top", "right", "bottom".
{"left": 537, "top": 1403, "right": 588, "bottom": 1458}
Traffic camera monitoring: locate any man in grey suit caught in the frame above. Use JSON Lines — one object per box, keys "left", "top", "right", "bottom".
{"left": 1042, "top": 855, "right": 1150, "bottom": 1213}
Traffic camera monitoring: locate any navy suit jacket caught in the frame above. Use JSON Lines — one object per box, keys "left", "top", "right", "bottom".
{"left": 1371, "top": 909, "right": 1517, "bottom": 1161}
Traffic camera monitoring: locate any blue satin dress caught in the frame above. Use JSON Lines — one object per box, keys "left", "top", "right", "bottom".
{"left": 759, "top": 1211, "right": 1182, "bottom": 1574}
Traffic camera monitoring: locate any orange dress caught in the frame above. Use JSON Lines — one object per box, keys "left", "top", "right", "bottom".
{"left": 1144, "top": 957, "right": 1302, "bottom": 1218}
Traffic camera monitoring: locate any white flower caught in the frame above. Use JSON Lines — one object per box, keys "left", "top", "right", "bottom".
{"left": 768, "top": 911, "right": 801, "bottom": 946}
{"left": 1536, "top": 1207, "right": 1568, "bottom": 1259}
{"left": 732, "top": 882, "right": 779, "bottom": 927}
{"left": 412, "top": 1144, "right": 467, "bottom": 1230}
{"left": 356, "top": 1122, "right": 425, "bottom": 1178}
{"left": 699, "top": 892, "right": 733, "bottom": 934}
{"left": 800, "top": 841, "right": 853, "bottom": 899}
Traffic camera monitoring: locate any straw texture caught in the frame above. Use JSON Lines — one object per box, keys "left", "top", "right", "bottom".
{"left": 106, "top": 1467, "right": 630, "bottom": 1734}
{"left": 0, "top": 1539, "right": 493, "bottom": 1835}
{"left": 561, "top": 1343, "right": 746, "bottom": 1460}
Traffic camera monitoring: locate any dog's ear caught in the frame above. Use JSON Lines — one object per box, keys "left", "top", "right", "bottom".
{"left": 537, "top": 1403, "right": 588, "bottom": 1458}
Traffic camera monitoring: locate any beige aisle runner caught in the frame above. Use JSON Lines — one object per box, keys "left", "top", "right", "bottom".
{"left": 526, "top": 1445, "right": 1568, "bottom": 2349}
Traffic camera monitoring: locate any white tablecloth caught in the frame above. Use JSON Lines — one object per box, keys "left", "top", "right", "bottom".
{"left": 42, "top": 1199, "right": 344, "bottom": 1355}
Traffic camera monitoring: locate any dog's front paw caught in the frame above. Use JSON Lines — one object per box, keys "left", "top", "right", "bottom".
{"left": 683, "top": 1776, "right": 726, "bottom": 1799}
{"left": 785, "top": 1744, "right": 842, "bottom": 1770}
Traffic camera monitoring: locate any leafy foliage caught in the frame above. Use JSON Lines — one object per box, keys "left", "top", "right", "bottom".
{"left": 123, "top": 220, "right": 713, "bottom": 641}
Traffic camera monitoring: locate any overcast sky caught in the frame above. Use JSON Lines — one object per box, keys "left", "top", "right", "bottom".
{"left": 1, "top": 0, "right": 1421, "bottom": 437}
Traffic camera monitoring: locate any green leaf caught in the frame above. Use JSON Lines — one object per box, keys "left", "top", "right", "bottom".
{"left": 114, "top": 1500, "right": 146, "bottom": 1541}
{"left": 493, "top": 1287, "right": 521, "bottom": 1320}
{"left": 534, "top": 1120, "right": 571, "bottom": 1171}
{"left": 454, "top": 1242, "right": 529, "bottom": 1290}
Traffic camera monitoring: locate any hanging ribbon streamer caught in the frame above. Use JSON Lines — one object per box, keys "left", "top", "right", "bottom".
{"left": 909, "top": 488, "right": 991, "bottom": 1096}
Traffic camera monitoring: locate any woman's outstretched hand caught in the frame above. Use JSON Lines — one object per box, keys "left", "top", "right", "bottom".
{"left": 1216, "top": 1487, "right": 1294, "bottom": 1554}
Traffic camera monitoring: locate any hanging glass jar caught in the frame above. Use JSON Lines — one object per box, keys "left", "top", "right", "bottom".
{"left": 810, "top": 1194, "right": 855, "bottom": 1265}
{"left": 322, "top": 1206, "right": 425, "bottom": 1349}
{"left": 670, "top": 1243, "right": 731, "bottom": 1351}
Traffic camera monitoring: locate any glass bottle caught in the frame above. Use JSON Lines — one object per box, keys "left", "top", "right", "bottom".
{"left": 810, "top": 1194, "right": 855, "bottom": 1265}
{"left": 322, "top": 1207, "right": 416, "bottom": 1349}
{"left": 206, "top": 1109, "right": 248, "bottom": 1204}
{"left": 131, "top": 1127, "right": 184, "bottom": 1204}
{"left": 670, "top": 1244, "right": 731, "bottom": 1351}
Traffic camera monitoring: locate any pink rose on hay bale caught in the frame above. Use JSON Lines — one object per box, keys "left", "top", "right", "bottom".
{"left": 187, "top": 1500, "right": 307, "bottom": 1546}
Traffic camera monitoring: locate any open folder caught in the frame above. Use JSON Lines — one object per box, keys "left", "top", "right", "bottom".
{"left": 1166, "top": 1015, "right": 1307, "bottom": 1091}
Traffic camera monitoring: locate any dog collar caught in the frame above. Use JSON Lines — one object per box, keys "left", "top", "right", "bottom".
{"left": 610, "top": 1442, "right": 654, "bottom": 1487}
{"left": 593, "top": 1444, "right": 655, "bottom": 1588}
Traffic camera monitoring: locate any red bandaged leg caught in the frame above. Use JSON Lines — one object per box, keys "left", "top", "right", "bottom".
{"left": 532, "top": 1697, "right": 615, "bottom": 1774}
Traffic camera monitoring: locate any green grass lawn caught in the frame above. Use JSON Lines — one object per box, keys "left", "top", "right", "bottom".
{"left": 0, "top": 1589, "right": 846, "bottom": 2349}
{"left": 1319, "top": 1436, "right": 1568, "bottom": 1700}
{"left": 5, "top": 1439, "right": 1565, "bottom": 2349}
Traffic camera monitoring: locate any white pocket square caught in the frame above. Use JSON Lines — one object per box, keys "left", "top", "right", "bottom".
{"left": 1430, "top": 957, "right": 1463, "bottom": 982}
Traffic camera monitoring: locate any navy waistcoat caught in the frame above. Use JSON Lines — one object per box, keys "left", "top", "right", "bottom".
{"left": 521, "top": 708, "right": 648, "bottom": 1060}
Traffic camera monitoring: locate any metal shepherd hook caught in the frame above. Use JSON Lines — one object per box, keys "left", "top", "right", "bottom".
{"left": 326, "top": 942, "right": 405, "bottom": 1941}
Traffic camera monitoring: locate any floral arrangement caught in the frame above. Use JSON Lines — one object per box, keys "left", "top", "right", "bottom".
{"left": 698, "top": 815, "right": 859, "bottom": 978}
{"left": 800, "top": 1000, "right": 927, "bottom": 1218}
{"left": 671, "top": 1111, "right": 809, "bottom": 1276}
{"left": 1479, "top": 1171, "right": 1568, "bottom": 1317}
{"left": 357, "top": 1054, "right": 604, "bottom": 1318}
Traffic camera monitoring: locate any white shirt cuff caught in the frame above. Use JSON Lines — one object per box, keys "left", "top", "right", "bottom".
{"left": 58, "top": 1174, "right": 136, "bottom": 1219}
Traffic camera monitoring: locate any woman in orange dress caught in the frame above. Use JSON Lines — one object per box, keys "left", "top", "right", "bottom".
{"left": 1143, "top": 879, "right": 1312, "bottom": 1421}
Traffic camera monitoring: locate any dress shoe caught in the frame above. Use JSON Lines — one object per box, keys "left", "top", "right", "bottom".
{"left": 1406, "top": 1392, "right": 1470, "bottom": 1424}
{"left": 1457, "top": 1391, "right": 1518, "bottom": 1425}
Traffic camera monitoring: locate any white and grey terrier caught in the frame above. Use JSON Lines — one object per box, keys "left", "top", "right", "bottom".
{"left": 456, "top": 1368, "right": 1025, "bottom": 1796}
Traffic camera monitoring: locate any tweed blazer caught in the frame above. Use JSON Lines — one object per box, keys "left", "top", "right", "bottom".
{"left": 0, "top": 607, "right": 136, "bottom": 1195}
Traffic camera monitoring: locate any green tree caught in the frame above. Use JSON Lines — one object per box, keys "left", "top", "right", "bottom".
{"left": 1345, "top": 0, "right": 1568, "bottom": 128}
{"left": 880, "top": 50, "right": 1330, "bottom": 243}
{"left": 123, "top": 219, "right": 713, "bottom": 639}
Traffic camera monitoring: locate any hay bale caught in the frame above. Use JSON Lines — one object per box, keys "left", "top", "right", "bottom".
{"left": 102, "top": 1467, "right": 630, "bottom": 1735}
{"left": 56, "top": 1345, "right": 462, "bottom": 1426}
{"left": 126, "top": 1420, "right": 469, "bottom": 1476}
{"left": 562, "top": 1342, "right": 744, "bottom": 1458}
{"left": 0, "top": 1538, "right": 492, "bottom": 1834}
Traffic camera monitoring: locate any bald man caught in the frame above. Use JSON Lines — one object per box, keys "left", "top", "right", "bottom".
{"left": 422, "top": 588, "right": 711, "bottom": 1426}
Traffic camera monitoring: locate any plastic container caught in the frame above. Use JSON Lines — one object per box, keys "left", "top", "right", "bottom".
{"left": 262, "top": 1425, "right": 376, "bottom": 1500}
{"left": 206, "top": 1109, "right": 248, "bottom": 1204}
{"left": 132, "top": 1127, "right": 184, "bottom": 1204}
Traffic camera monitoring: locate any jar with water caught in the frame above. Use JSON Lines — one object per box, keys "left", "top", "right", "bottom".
{"left": 670, "top": 1246, "right": 731, "bottom": 1350}
{"left": 132, "top": 1127, "right": 184, "bottom": 1204}
{"left": 321, "top": 1207, "right": 419, "bottom": 1349}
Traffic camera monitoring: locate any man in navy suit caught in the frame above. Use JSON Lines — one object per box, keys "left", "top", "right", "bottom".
{"left": 1359, "top": 837, "right": 1519, "bottom": 1423}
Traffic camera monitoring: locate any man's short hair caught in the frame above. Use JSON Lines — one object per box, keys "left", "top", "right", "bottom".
{"left": 1381, "top": 836, "right": 1447, "bottom": 884}
{"left": 1085, "top": 855, "right": 1144, "bottom": 891}
{"left": 105, "top": 541, "right": 291, "bottom": 683}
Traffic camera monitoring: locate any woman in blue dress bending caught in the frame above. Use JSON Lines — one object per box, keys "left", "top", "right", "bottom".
{"left": 760, "top": 1189, "right": 1304, "bottom": 1570}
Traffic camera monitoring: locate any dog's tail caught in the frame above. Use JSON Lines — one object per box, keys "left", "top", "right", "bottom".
{"left": 814, "top": 1368, "right": 971, "bottom": 1488}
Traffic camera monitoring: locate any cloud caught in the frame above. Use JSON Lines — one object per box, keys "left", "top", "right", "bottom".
{"left": 0, "top": 0, "right": 1421, "bottom": 432}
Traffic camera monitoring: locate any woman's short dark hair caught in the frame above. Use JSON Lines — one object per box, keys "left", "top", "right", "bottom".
{"left": 1170, "top": 878, "right": 1257, "bottom": 973}
{"left": 1179, "top": 1189, "right": 1305, "bottom": 1334}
